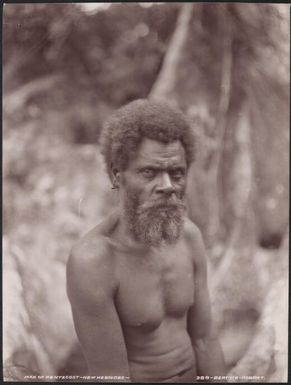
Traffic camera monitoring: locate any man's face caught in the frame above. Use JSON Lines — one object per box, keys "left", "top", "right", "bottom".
{"left": 117, "top": 138, "right": 188, "bottom": 247}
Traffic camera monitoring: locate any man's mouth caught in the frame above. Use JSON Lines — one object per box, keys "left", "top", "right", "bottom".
{"left": 138, "top": 198, "right": 185, "bottom": 212}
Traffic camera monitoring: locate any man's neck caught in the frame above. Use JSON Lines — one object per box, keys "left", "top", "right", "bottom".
{"left": 113, "top": 211, "right": 149, "bottom": 252}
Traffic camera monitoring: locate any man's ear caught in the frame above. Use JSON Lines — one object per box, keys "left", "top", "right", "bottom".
{"left": 110, "top": 164, "right": 120, "bottom": 189}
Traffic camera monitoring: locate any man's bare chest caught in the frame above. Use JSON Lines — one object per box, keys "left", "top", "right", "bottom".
{"left": 114, "top": 245, "right": 195, "bottom": 330}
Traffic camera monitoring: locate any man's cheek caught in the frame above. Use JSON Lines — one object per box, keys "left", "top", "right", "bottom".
{"left": 176, "top": 185, "right": 186, "bottom": 199}
{"left": 181, "top": 180, "right": 187, "bottom": 195}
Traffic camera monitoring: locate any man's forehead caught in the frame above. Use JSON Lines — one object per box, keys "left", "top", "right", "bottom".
{"left": 132, "top": 138, "right": 186, "bottom": 166}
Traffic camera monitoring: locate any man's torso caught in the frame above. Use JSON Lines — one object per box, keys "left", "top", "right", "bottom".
{"left": 77, "top": 213, "right": 197, "bottom": 382}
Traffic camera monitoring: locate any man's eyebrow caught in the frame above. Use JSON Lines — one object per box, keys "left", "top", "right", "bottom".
{"left": 137, "top": 165, "right": 186, "bottom": 171}
{"left": 136, "top": 165, "right": 159, "bottom": 171}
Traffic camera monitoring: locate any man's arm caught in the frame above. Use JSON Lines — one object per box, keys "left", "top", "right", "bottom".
{"left": 186, "top": 223, "right": 226, "bottom": 377}
{"left": 66, "top": 239, "right": 130, "bottom": 381}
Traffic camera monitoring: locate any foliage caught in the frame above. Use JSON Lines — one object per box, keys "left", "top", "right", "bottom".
{"left": 4, "top": 3, "right": 178, "bottom": 106}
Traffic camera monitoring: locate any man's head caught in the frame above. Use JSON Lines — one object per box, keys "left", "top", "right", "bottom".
{"left": 100, "top": 99, "right": 196, "bottom": 247}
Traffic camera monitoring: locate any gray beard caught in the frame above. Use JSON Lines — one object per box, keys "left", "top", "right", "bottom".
{"left": 124, "top": 192, "right": 186, "bottom": 247}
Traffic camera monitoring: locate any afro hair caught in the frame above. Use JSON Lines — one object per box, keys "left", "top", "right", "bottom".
{"left": 99, "top": 99, "right": 196, "bottom": 176}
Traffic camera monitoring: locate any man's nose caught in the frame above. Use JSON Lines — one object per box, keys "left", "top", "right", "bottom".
{"left": 156, "top": 172, "right": 175, "bottom": 195}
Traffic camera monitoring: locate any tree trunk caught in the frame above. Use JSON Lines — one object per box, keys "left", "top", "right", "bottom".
{"left": 208, "top": 101, "right": 262, "bottom": 371}
{"left": 149, "top": 3, "right": 194, "bottom": 101}
{"left": 212, "top": 100, "right": 253, "bottom": 290}
{"left": 227, "top": 229, "right": 288, "bottom": 381}
{"left": 204, "top": 5, "right": 233, "bottom": 244}
{"left": 4, "top": 74, "right": 63, "bottom": 116}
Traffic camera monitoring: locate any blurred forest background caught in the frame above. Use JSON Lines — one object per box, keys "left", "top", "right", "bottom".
{"left": 3, "top": 2, "right": 289, "bottom": 382}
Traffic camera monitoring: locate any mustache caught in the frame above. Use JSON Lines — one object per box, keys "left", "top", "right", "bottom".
{"left": 137, "top": 197, "right": 186, "bottom": 213}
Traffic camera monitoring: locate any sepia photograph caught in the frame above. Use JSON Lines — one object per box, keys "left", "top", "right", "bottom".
{"left": 3, "top": 2, "right": 289, "bottom": 383}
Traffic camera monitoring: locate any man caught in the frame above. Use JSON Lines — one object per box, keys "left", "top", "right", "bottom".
{"left": 67, "top": 99, "right": 226, "bottom": 383}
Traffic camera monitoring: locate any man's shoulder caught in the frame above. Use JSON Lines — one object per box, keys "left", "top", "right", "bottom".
{"left": 69, "top": 233, "right": 110, "bottom": 272}
{"left": 69, "top": 211, "right": 119, "bottom": 266}
{"left": 67, "top": 212, "right": 119, "bottom": 300}
{"left": 184, "top": 217, "right": 207, "bottom": 265}
{"left": 184, "top": 217, "right": 203, "bottom": 243}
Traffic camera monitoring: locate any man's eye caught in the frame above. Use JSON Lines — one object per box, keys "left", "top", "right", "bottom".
{"left": 171, "top": 170, "right": 184, "bottom": 179}
{"left": 141, "top": 169, "right": 155, "bottom": 178}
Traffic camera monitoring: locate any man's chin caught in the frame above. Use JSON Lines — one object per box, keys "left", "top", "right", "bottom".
{"left": 133, "top": 212, "right": 184, "bottom": 247}
{"left": 124, "top": 194, "right": 185, "bottom": 247}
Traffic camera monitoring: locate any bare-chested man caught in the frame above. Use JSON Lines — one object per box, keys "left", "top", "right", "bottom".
{"left": 67, "top": 99, "right": 226, "bottom": 383}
